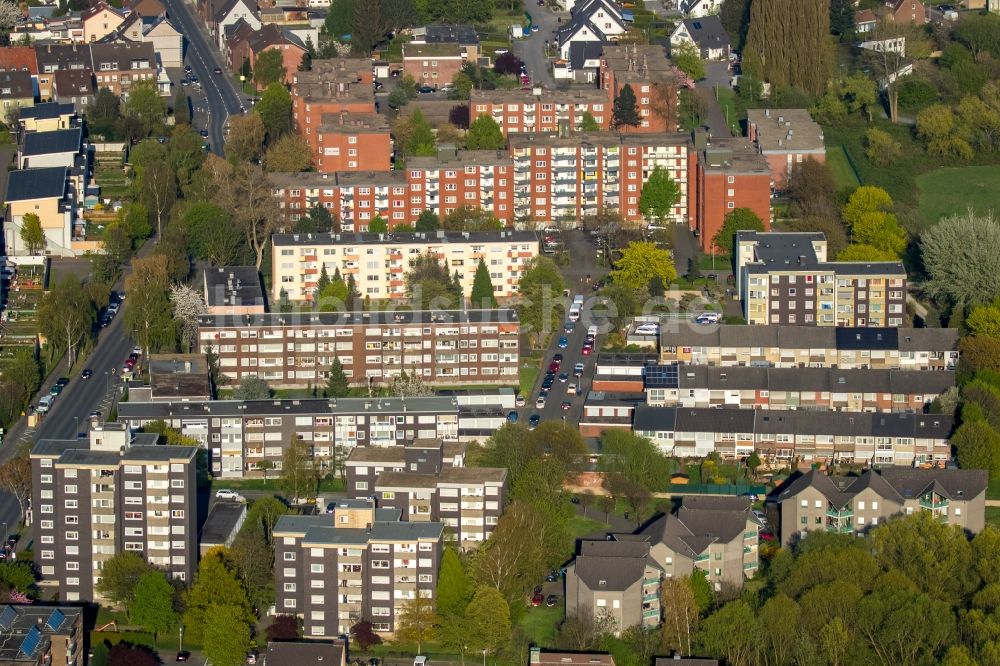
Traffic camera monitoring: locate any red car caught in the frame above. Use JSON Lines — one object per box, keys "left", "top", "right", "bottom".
{"left": 759, "top": 531, "right": 776, "bottom": 542}
{"left": 581, "top": 346, "right": 592, "bottom": 356}
{"left": 530, "top": 592, "right": 543, "bottom": 607}
{"left": 548, "top": 361, "right": 560, "bottom": 373}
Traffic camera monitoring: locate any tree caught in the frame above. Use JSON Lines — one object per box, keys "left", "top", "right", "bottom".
{"left": 465, "top": 586, "right": 512, "bottom": 655}
{"left": 448, "top": 104, "right": 470, "bottom": 129}
{"left": 225, "top": 114, "right": 267, "bottom": 164}
{"left": 37, "top": 277, "right": 95, "bottom": 368}
{"left": 917, "top": 104, "right": 974, "bottom": 160}
{"left": 170, "top": 284, "right": 207, "bottom": 352}
{"left": 742, "top": 0, "right": 830, "bottom": 96}
{"left": 350, "top": 620, "right": 383, "bottom": 650}
{"left": 953, "top": 420, "right": 1000, "bottom": 478}
{"left": 0, "top": 453, "right": 31, "bottom": 527}
{"left": 124, "top": 255, "right": 174, "bottom": 355}
{"left": 183, "top": 552, "right": 254, "bottom": 645}
{"left": 325, "top": 0, "right": 356, "bottom": 37}
{"left": 713, "top": 207, "right": 765, "bottom": 254}
{"left": 174, "top": 87, "right": 190, "bottom": 125}
{"left": 368, "top": 214, "right": 388, "bottom": 233}
{"left": 209, "top": 159, "right": 281, "bottom": 269}
{"left": 184, "top": 202, "right": 244, "bottom": 266}
{"left": 404, "top": 109, "right": 437, "bottom": 156}
{"left": 671, "top": 41, "right": 705, "bottom": 81}
{"left": 130, "top": 571, "right": 176, "bottom": 637}
{"left": 416, "top": 210, "right": 439, "bottom": 231}
{"left": 638, "top": 166, "right": 681, "bottom": 222}
{"left": 829, "top": 0, "right": 853, "bottom": 35}
{"left": 441, "top": 206, "right": 502, "bottom": 231}
{"left": 18, "top": 213, "right": 44, "bottom": 255}
{"left": 351, "top": 0, "right": 388, "bottom": 54}
{"left": 579, "top": 110, "right": 601, "bottom": 132}
{"left": 406, "top": 251, "right": 461, "bottom": 309}
{"left": 865, "top": 127, "right": 902, "bottom": 167}
{"left": 921, "top": 209, "right": 1000, "bottom": 310}
{"left": 96, "top": 552, "right": 153, "bottom": 611}
{"left": 493, "top": 52, "right": 525, "bottom": 76}
{"left": 281, "top": 438, "right": 316, "bottom": 501}
{"left": 436, "top": 548, "right": 473, "bottom": 616}
{"left": 473, "top": 502, "right": 548, "bottom": 605}
{"left": 612, "top": 84, "right": 640, "bottom": 130}
{"left": 841, "top": 187, "right": 907, "bottom": 257}
{"left": 253, "top": 49, "right": 287, "bottom": 88}
{"left": 107, "top": 643, "right": 160, "bottom": 666}
{"left": 837, "top": 244, "right": 898, "bottom": 262}
{"left": 326, "top": 358, "right": 350, "bottom": 397}
{"left": 967, "top": 300, "right": 1000, "bottom": 339}
{"left": 470, "top": 258, "right": 497, "bottom": 308}
{"left": 395, "top": 595, "right": 439, "bottom": 652}
{"left": 122, "top": 79, "right": 166, "bottom": 139}
{"left": 661, "top": 576, "right": 700, "bottom": 656}
{"left": 517, "top": 256, "right": 565, "bottom": 348}
{"left": 233, "top": 377, "right": 271, "bottom": 400}
{"left": 169, "top": 125, "right": 207, "bottom": 187}
{"left": 386, "top": 371, "right": 433, "bottom": 398}
{"left": 203, "top": 611, "right": 252, "bottom": 666}
{"left": 131, "top": 140, "right": 177, "bottom": 239}
{"left": 256, "top": 82, "right": 293, "bottom": 140}
{"left": 612, "top": 240, "right": 677, "bottom": 292}
{"left": 263, "top": 133, "right": 312, "bottom": 173}
{"left": 698, "top": 600, "right": 755, "bottom": 666}
{"left": 88, "top": 87, "right": 121, "bottom": 138}
{"left": 465, "top": 114, "right": 505, "bottom": 150}
{"left": 267, "top": 615, "right": 302, "bottom": 642}
{"left": 229, "top": 526, "right": 274, "bottom": 610}
{"left": 600, "top": 430, "right": 672, "bottom": 522}
{"left": 720, "top": 0, "right": 750, "bottom": 48}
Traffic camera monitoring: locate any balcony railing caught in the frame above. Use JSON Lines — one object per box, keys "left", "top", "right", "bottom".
{"left": 826, "top": 507, "right": 853, "bottom": 518}
{"left": 919, "top": 496, "right": 949, "bottom": 510}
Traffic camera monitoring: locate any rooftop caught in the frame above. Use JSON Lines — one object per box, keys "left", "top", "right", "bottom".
{"left": 738, "top": 230, "right": 905, "bottom": 277}
{"left": 21, "top": 127, "right": 82, "bottom": 157}
{"left": 5, "top": 166, "right": 67, "bottom": 201}
{"left": 699, "top": 137, "right": 771, "bottom": 175}
{"left": 203, "top": 266, "right": 265, "bottom": 309}
{"left": 509, "top": 130, "right": 691, "bottom": 150}
{"left": 117, "top": 395, "right": 466, "bottom": 420}
{"left": 403, "top": 42, "right": 465, "bottom": 58}
{"left": 471, "top": 86, "right": 608, "bottom": 105}
{"left": 0, "top": 605, "right": 82, "bottom": 663}
{"left": 746, "top": 108, "right": 825, "bottom": 153}
{"left": 199, "top": 500, "right": 247, "bottom": 546}
{"left": 272, "top": 229, "right": 536, "bottom": 246}
{"left": 420, "top": 24, "right": 479, "bottom": 45}
{"left": 264, "top": 641, "right": 345, "bottom": 666}
{"left": 680, "top": 15, "right": 730, "bottom": 49}
{"left": 778, "top": 467, "right": 988, "bottom": 510}
{"left": 197, "top": 307, "right": 519, "bottom": 329}
{"left": 0, "top": 70, "right": 33, "bottom": 99}
{"left": 148, "top": 353, "right": 212, "bottom": 399}
{"left": 317, "top": 111, "right": 390, "bottom": 132}
{"left": 18, "top": 102, "right": 75, "bottom": 121}
{"left": 659, "top": 324, "right": 959, "bottom": 352}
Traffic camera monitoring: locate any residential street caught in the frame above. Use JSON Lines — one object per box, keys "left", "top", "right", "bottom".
{"left": 512, "top": 1, "right": 564, "bottom": 87}
{"left": 695, "top": 60, "right": 735, "bottom": 137}
{"left": 163, "top": 0, "right": 247, "bottom": 154}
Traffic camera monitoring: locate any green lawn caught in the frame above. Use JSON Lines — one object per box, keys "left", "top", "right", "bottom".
{"left": 714, "top": 87, "right": 743, "bottom": 137}
{"left": 825, "top": 144, "right": 861, "bottom": 191}
{"left": 916, "top": 166, "right": 1000, "bottom": 228}
{"left": 518, "top": 605, "right": 563, "bottom": 646}
{"left": 566, "top": 514, "right": 607, "bottom": 540}
{"left": 987, "top": 506, "right": 1000, "bottom": 530}
{"left": 988, "top": 478, "right": 1000, "bottom": 501}
{"left": 519, "top": 364, "right": 539, "bottom": 397}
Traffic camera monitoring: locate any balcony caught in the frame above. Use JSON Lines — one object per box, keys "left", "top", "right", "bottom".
{"left": 642, "top": 609, "right": 660, "bottom": 619}
{"left": 695, "top": 554, "right": 709, "bottom": 563}
{"left": 825, "top": 521, "right": 854, "bottom": 534}
{"left": 743, "top": 561, "right": 758, "bottom": 570}
{"left": 826, "top": 507, "right": 853, "bottom": 518}
{"left": 643, "top": 592, "right": 658, "bottom": 602}
{"left": 919, "top": 496, "right": 949, "bottom": 510}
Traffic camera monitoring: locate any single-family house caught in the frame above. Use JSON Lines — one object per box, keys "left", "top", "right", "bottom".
{"left": 214, "top": 0, "right": 260, "bottom": 52}
{"left": 854, "top": 9, "right": 878, "bottom": 32}
{"left": 557, "top": 0, "right": 626, "bottom": 60}
{"left": 403, "top": 42, "right": 466, "bottom": 88}
{"left": 884, "top": 0, "right": 926, "bottom": 24}
{"left": 0, "top": 70, "right": 35, "bottom": 122}
{"left": 245, "top": 24, "right": 306, "bottom": 86}
{"left": 18, "top": 102, "right": 76, "bottom": 133}
{"left": 114, "top": 13, "right": 184, "bottom": 67}
{"left": 4, "top": 166, "right": 73, "bottom": 256}
{"left": 88, "top": 42, "right": 158, "bottom": 98}
{"left": 49, "top": 71, "right": 95, "bottom": 113}
{"left": 565, "top": 41, "right": 603, "bottom": 82}
{"left": 83, "top": 2, "right": 127, "bottom": 43}
{"left": 679, "top": 0, "right": 722, "bottom": 18}
{"left": 670, "top": 16, "right": 730, "bottom": 61}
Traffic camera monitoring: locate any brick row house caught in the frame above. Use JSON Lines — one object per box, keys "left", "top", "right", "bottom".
{"left": 273, "top": 499, "right": 443, "bottom": 637}
{"left": 270, "top": 230, "right": 537, "bottom": 302}
{"left": 632, "top": 405, "right": 952, "bottom": 465}
{"left": 34, "top": 42, "right": 157, "bottom": 100}
{"left": 735, "top": 231, "right": 907, "bottom": 327}
{"left": 30, "top": 426, "right": 198, "bottom": 602}
{"left": 115, "top": 395, "right": 508, "bottom": 478}
{"left": 658, "top": 325, "right": 960, "bottom": 370}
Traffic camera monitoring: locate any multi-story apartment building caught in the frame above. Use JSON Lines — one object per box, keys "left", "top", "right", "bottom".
{"left": 116, "top": 395, "right": 508, "bottom": 478}
{"left": 599, "top": 44, "right": 682, "bottom": 134}
{"left": 312, "top": 112, "right": 392, "bottom": 173}
{"left": 203, "top": 265, "right": 266, "bottom": 316}
{"left": 88, "top": 42, "right": 157, "bottom": 98}
{"left": 659, "top": 325, "right": 960, "bottom": 370}
{"left": 509, "top": 132, "right": 692, "bottom": 224}
{"left": 564, "top": 539, "right": 662, "bottom": 634}
{"left": 735, "top": 231, "right": 907, "bottom": 327}
{"left": 469, "top": 87, "right": 611, "bottom": 135}
{"left": 271, "top": 231, "right": 537, "bottom": 302}
{"left": 343, "top": 443, "right": 507, "bottom": 547}
{"left": 639, "top": 496, "right": 760, "bottom": 589}
{"left": 775, "top": 467, "right": 986, "bottom": 546}
{"left": 30, "top": 425, "right": 198, "bottom": 601}
{"left": 632, "top": 406, "right": 953, "bottom": 464}
{"left": 273, "top": 499, "right": 443, "bottom": 637}
{"left": 0, "top": 605, "right": 83, "bottom": 666}
{"left": 692, "top": 135, "right": 772, "bottom": 253}
{"left": 196, "top": 309, "right": 520, "bottom": 388}
{"left": 643, "top": 365, "right": 955, "bottom": 412}
{"left": 745, "top": 108, "right": 826, "bottom": 190}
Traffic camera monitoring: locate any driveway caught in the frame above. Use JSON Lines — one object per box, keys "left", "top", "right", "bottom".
{"left": 512, "top": 1, "right": 565, "bottom": 87}
{"left": 694, "top": 60, "right": 734, "bottom": 137}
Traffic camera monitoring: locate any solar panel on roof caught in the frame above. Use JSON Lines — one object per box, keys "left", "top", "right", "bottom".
{"left": 19, "top": 626, "right": 41, "bottom": 657}
{"left": 643, "top": 364, "right": 679, "bottom": 388}
{"left": 693, "top": 21, "right": 701, "bottom": 28}
{"left": 45, "top": 609, "right": 65, "bottom": 631}
{"left": 0, "top": 606, "right": 17, "bottom": 630}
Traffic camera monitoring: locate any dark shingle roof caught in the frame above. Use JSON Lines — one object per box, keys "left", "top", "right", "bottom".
{"left": 569, "top": 41, "right": 604, "bottom": 70}
{"left": 5, "top": 166, "right": 66, "bottom": 201}
{"left": 681, "top": 16, "right": 730, "bottom": 50}
{"left": 572, "top": 539, "right": 656, "bottom": 591}
{"left": 18, "top": 102, "right": 75, "bottom": 120}
{"left": 0, "top": 70, "right": 33, "bottom": 99}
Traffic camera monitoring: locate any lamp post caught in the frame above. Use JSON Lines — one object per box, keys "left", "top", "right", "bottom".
{"left": 482, "top": 649, "right": 487, "bottom": 666}
{"left": 179, "top": 625, "right": 183, "bottom": 653}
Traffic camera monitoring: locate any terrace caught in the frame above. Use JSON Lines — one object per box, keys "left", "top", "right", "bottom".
{"left": 0, "top": 263, "right": 44, "bottom": 369}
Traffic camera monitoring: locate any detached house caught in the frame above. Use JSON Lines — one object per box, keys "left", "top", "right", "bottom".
{"left": 82, "top": 2, "right": 127, "bottom": 43}
{"left": 4, "top": 167, "right": 73, "bottom": 256}
{"left": 241, "top": 24, "right": 306, "bottom": 87}
{"left": 115, "top": 13, "right": 184, "bottom": 67}
{"left": 214, "top": 0, "right": 260, "bottom": 51}
{"left": 670, "top": 16, "right": 731, "bottom": 61}
{"left": 884, "top": 0, "right": 926, "bottom": 24}
{"left": 557, "top": 0, "right": 626, "bottom": 60}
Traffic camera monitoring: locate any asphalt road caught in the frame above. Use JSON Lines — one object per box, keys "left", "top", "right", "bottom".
{"left": 513, "top": 0, "right": 564, "bottom": 87}
{"left": 162, "top": 0, "right": 246, "bottom": 154}
{"left": 520, "top": 230, "right": 606, "bottom": 429}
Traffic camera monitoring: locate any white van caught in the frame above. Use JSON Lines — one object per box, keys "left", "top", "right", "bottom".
{"left": 37, "top": 395, "right": 54, "bottom": 413}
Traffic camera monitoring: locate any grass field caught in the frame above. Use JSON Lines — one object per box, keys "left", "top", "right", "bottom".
{"left": 826, "top": 145, "right": 861, "bottom": 191}
{"left": 987, "top": 506, "right": 1000, "bottom": 529}
{"left": 916, "top": 165, "right": 1000, "bottom": 228}
{"left": 518, "top": 605, "right": 563, "bottom": 646}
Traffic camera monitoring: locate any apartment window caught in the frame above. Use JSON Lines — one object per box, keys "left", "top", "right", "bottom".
{"left": 64, "top": 484, "right": 77, "bottom": 494}
{"left": 284, "top": 552, "right": 296, "bottom": 561}
{"left": 310, "top": 564, "right": 325, "bottom": 573}
{"left": 171, "top": 510, "right": 185, "bottom": 518}
{"left": 372, "top": 560, "right": 390, "bottom": 569}
{"left": 284, "top": 583, "right": 297, "bottom": 592}
{"left": 64, "top": 500, "right": 78, "bottom": 509}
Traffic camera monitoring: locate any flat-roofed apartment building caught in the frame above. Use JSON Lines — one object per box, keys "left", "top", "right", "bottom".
{"left": 746, "top": 108, "right": 826, "bottom": 190}
{"left": 0, "top": 605, "right": 83, "bottom": 666}
{"left": 345, "top": 441, "right": 508, "bottom": 547}
{"left": 271, "top": 231, "right": 537, "bottom": 302}
{"left": 735, "top": 231, "right": 907, "bottom": 327}
{"left": 509, "top": 132, "right": 692, "bottom": 225}
{"left": 273, "top": 499, "right": 443, "bottom": 637}
{"left": 600, "top": 44, "right": 682, "bottom": 133}
{"left": 643, "top": 365, "right": 955, "bottom": 412}
{"left": 116, "top": 396, "right": 482, "bottom": 478}
{"left": 775, "top": 467, "right": 986, "bottom": 546}
{"left": 469, "top": 86, "right": 612, "bottom": 135}
{"left": 30, "top": 425, "right": 198, "bottom": 601}
{"left": 632, "top": 406, "right": 953, "bottom": 465}
{"left": 659, "top": 325, "right": 959, "bottom": 370}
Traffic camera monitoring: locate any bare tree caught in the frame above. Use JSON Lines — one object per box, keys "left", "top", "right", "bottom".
{"left": 864, "top": 18, "right": 927, "bottom": 124}
{"left": 661, "top": 576, "right": 700, "bottom": 656}
{"left": 170, "top": 284, "right": 208, "bottom": 351}
{"left": 212, "top": 161, "right": 280, "bottom": 269}
{"left": 0, "top": 1, "right": 21, "bottom": 31}
{"left": 0, "top": 449, "right": 31, "bottom": 524}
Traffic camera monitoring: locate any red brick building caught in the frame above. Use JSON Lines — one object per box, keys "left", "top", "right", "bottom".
{"left": 314, "top": 113, "right": 392, "bottom": 173}
{"left": 693, "top": 136, "right": 772, "bottom": 253}
{"left": 469, "top": 87, "right": 610, "bottom": 136}
{"left": 246, "top": 24, "right": 307, "bottom": 88}
{"left": 600, "top": 44, "right": 682, "bottom": 134}
{"left": 884, "top": 0, "right": 926, "bottom": 24}
{"left": 746, "top": 108, "right": 826, "bottom": 190}
{"left": 402, "top": 42, "right": 466, "bottom": 90}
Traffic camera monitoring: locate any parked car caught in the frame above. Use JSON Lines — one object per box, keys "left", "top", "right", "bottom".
{"left": 545, "top": 570, "right": 560, "bottom": 582}
{"left": 417, "top": 85, "right": 435, "bottom": 93}
{"left": 515, "top": 395, "right": 526, "bottom": 407}
{"left": 546, "top": 594, "right": 557, "bottom": 607}
{"left": 581, "top": 345, "right": 592, "bottom": 356}
{"left": 558, "top": 373, "right": 568, "bottom": 383}
{"left": 81, "top": 369, "right": 92, "bottom": 379}
{"left": 535, "top": 396, "right": 546, "bottom": 409}
{"left": 215, "top": 489, "right": 240, "bottom": 500}
{"left": 558, "top": 336, "right": 569, "bottom": 348}
{"left": 548, "top": 361, "right": 560, "bottom": 373}
{"left": 530, "top": 592, "right": 543, "bottom": 607}
{"left": 213, "top": 67, "right": 222, "bottom": 74}
{"left": 176, "top": 651, "right": 191, "bottom": 662}
{"left": 568, "top": 382, "right": 577, "bottom": 394}
{"left": 507, "top": 411, "right": 519, "bottom": 423}
{"left": 574, "top": 363, "right": 584, "bottom": 376}
{"left": 528, "top": 414, "right": 540, "bottom": 429}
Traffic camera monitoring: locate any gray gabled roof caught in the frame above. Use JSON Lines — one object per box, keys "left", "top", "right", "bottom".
{"left": 681, "top": 16, "right": 730, "bottom": 50}
{"left": 569, "top": 41, "right": 604, "bottom": 70}
{"left": 5, "top": 167, "right": 66, "bottom": 201}
{"left": 571, "top": 538, "right": 657, "bottom": 591}
{"left": 21, "top": 127, "right": 82, "bottom": 156}
{"left": 777, "top": 467, "right": 987, "bottom": 509}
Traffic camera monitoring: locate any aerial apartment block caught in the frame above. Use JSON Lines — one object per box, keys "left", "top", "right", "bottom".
{"left": 270, "top": 231, "right": 537, "bottom": 302}
{"left": 469, "top": 86, "right": 612, "bottom": 135}
{"left": 345, "top": 441, "right": 508, "bottom": 547}
{"left": 632, "top": 405, "right": 952, "bottom": 465}
{"left": 658, "top": 325, "right": 959, "bottom": 370}
{"left": 273, "top": 499, "right": 443, "bottom": 637}
{"left": 0, "top": 605, "right": 83, "bottom": 666}
{"left": 600, "top": 44, "right": 683, "bottom": 134}
{"left": 564, "top": 539, "right": 662, "bottom": 633}
{"left": 195, "top": 309, "right": 520, "bottom": 388}
{"left": 746, "top": 108, "right": 826, "bottom": 190}
{"left": 735, "top": 231, "right": 907, "bottom": 327}
{"left": 775, "top": 467, "right": 986, "bottom": 546}
{"left": 30, "top": 425, "right": 198, "bottom": 601}
{"left": 116, "top": 395, "right": 508, "bottom": 478}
